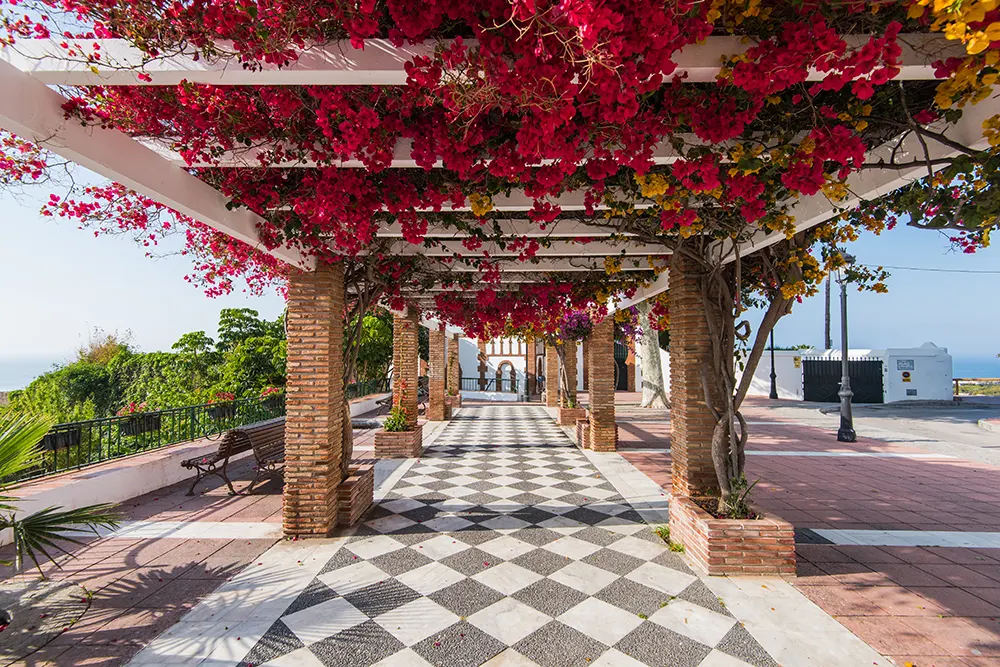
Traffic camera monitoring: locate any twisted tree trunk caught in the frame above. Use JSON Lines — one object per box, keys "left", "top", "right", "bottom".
{"left": 636, "top": 301, "right": 669, "bottom": 409}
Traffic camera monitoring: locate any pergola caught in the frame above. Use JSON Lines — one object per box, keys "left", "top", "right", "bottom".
{"left": 1, "top": 13, "right": 995, "bottom": 537}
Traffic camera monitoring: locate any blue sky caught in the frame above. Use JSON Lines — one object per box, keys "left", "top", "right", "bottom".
{"left": 1, "top": 186, "right": 998, "bottom": 390}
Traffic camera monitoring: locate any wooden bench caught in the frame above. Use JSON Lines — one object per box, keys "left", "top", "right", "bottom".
{"left": 236, "top": 417, "right": 286, "bottom": 494}
{"left": 181, "top": 417, "right": 284, "bottom": 495}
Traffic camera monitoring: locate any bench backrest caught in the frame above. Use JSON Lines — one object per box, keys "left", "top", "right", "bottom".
{"left": 231, "top": 417, "right": 286, "bottom": 460}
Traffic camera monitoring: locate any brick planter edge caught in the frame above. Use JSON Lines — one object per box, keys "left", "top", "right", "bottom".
{"left": 446, "top": 394, "right": 462, "bottom": 409}
{"left": 668, "top": 493, "right": 795, "bottom": 576}
{"left": 338, "top": 464, "right": 375, "bottom": 526}
{"left": 557, "top": 407, "right": 587, "bottom": 426}
{"left": 374, "top": 423, "right": 424, "bottom": 459}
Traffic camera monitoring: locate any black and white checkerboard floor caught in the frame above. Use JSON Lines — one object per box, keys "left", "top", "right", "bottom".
{"left": 238, "top": 406, "right": 779, "bottom": 667}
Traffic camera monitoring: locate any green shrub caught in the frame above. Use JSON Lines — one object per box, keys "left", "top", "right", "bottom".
{"left": 383, "top": 406, "right": 410, "bottom": 432}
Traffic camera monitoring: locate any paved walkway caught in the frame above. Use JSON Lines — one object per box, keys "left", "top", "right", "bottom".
{"left": 131, "top": 405, "right": 883, "bottom": 666}
{"left": 618, "top": 399, "right": 1000, "bottom": 667}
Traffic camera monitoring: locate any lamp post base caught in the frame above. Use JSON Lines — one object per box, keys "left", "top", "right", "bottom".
{"left": 837, "top": 426, "right": 857, "bottom": 443}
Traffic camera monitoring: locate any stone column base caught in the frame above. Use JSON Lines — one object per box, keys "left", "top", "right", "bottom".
{"left": 557, "top": 407, "right": 587, "bottom": 426}
{"left": 589, "top": 424, "right": 618, "bottom": 452}
{"left": 338, "top": 464, "right": 375, "bottom": 527}
{"left": 374, "top": 423, "right": 424, "bottom": 458}
{"left": 668, "top": 493, "right": 796, "bottom": 576}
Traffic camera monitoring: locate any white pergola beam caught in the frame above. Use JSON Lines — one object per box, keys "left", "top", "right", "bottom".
{"left": 142, "top": 136, "right": 684, "bottom": 168}
{"left": 0, "top": 60, "right": 310, "bottom": 269}
{"left": 383, "top": 239, "right": 666, "bottom": 257}
{"left": 433, "top": 257, "right": 659, "bottom": 272}
{"left": 3, "top": 35, "right": 961, "bottom": 87}
{"left": 376, "top": 219, "right": 628, "bottom": 238}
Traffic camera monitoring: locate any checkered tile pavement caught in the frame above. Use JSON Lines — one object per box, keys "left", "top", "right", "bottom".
{"left": 239, "top": 406, "right": 778, "bottom": 667}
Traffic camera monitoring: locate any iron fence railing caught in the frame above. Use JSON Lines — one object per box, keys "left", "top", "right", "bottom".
{"left": 345, "top": 377, "right": 390, "bottom": 401}
{"left": 12, "top": 378, "right": 392, "bottom": 484}
{"left": 460, "top": 377, "right": 518, "bottom": 393}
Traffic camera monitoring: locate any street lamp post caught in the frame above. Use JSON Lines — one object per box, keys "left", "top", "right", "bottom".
{"left": 769, "top": 329, "right": 778, "bottom": 400}
{"left": 836, "top": 252, "right": 857, "bottom": 443}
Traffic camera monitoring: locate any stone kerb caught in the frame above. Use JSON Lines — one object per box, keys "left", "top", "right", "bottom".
{"left": 668, "top": 494, "right": 796, "bottom": 576}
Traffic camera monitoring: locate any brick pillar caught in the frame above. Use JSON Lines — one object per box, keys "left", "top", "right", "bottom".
{"left": 525, "top": 337, "right": 535, "bottom": 395}
{"left": 428, "top": 328, "right": 447, "bottom": 421}
{"left": 392, "top": 307, "right": 419, "bottom": 428}
{"left": 447, "top": 333, "right": 461, "bottom": 394}
{"left": 545, "top": 344, "right": 559, "bottom": 407}
{"left": 560, "top": 341, "right": 578, "bottom": 407}
{"left": 626, "top": 347, "right": 636, "bottom": 392}
{"left": 283, "top": 263, "right": 344, "bottom": 537}
{"left": 669, "top": 252, "right": 722, "bottom": 497}
{"left": 588, "top": 319, "right": 618, "bottom": 451}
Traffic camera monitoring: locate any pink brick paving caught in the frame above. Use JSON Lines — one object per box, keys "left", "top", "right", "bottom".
{"left": 0, "top": 425, "right": 383, "bottom": 667}
{"left": 616, "top": 397, "right": 1000, "bottom": 667}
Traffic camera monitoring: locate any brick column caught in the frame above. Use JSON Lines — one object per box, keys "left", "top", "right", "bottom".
{"left": 392, "top": 307, "right": 419, "bottom": 428}
{"left": 447, "top": 333, "right": 461, "bottom": 394}
{"left": 626, "top": 347, "right": 636, "bottom": 392}
{"left": 545, "top": 344, "right": 559, "bottom": 407}
{"left": 669, "top": 252, "right": 722, "bottom": 497}
{"left": 428, "top": 328, "right": 447, "bottom": 421}
{"left": 588, "top": 319, "right": 618, "bottom": 451}
{"left": 560, "top": 341, "right": 578, "bottom": 407}
{"left": 283, "top": 263, "right": 345, "bottom": 537}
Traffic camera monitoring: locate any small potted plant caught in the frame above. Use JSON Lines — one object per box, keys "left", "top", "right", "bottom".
{"left": 117, "top": 402, "right": 161, "bottom": 436}
{"left": 207, "top": 392, "right": 237, "bottom": 420}
{"left": 374, "top": 406, "right": 423, "bottom": 458}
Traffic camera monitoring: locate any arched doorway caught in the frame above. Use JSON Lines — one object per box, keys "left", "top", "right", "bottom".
{"left": 496, "top": 361, "right": 516, "bottom": 393}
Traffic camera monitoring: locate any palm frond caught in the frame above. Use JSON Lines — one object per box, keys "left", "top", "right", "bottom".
{"left": 0, "top": 412, "right": 52, "bottom": 482}
{"left": 1, "top": 504, "right": 120, "bottom": 573}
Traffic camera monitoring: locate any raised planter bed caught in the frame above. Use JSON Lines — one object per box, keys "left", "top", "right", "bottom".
{"left": 557, "top": 407, "right": 587, "bottom": 426}
{"left": 374, "top": 423, "right": 424, "bottom": 458}
{"left": 668, "top": 494, "right": 795, "bottom": 576}
{"left": 446, "top": 394, "right": 462, "bottom": 409}
{"left": 338, "top": 463, "right": 375, "bottom": 526}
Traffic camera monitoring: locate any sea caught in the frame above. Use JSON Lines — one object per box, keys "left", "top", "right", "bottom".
{"left": 0, "top": 358, "right": 64, "bottom": 392}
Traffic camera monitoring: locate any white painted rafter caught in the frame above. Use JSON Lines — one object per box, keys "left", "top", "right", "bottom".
{"left": 383, "top": 239, "right": 666, "bottom": 257}
{"left": 2, "top": 34, "right": 962, "bottom": 87}
{"left": 376, "top": 219, "right": 629, "bottom": 238}
{"left": 140, "top": 136, "right": 685, "bottom": 168}
{"left": 0, "top": 60, "right": 310, "bottom": 269}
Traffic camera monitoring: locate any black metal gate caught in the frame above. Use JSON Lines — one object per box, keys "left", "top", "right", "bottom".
{"left": 802, "top": 357, "right": 884, "bottom": 404}
{"left": 614, "top": 340, "right": 629, "bottom": 391}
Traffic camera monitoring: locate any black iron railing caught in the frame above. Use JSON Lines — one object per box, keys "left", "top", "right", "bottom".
{"left": 459, "top": 377, "right": 518, "bottom": 393}
{"left": 13, "top": 378, "right": 392, "bottom": 484}
{"left": 345, "top": 377, "right": 390, "bottom": 401}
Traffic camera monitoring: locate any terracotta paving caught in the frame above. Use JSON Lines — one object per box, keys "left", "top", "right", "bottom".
{"left": 1, "top": 454, "right": 284, "bottom": 666}
{"left": 615, "top": 399, "right": 1000, "bottom": 667}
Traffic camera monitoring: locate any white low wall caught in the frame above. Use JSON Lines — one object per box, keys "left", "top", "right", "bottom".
{"left": 1, "top": 436, "right": 254, "bottom": 546}
{"left": 2, "top": 391, "right": 394, "bottom": 547}
{"left": 351, "top": 393, "right": 389, "bottom": 416}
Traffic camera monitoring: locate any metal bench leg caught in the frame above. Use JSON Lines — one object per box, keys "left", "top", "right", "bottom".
{"left": 220, "top": 460, "right": 238, "bottom": 495}
{"left": 186, "top": 467, "right": 207, "bottom": 495}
